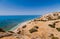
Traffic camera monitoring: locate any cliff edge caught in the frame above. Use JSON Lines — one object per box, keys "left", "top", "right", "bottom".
{"left": 0, "top": 12, "right": 60, "bottom": 39}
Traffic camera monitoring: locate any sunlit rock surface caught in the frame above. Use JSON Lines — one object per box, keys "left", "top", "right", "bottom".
{"left": 1, "top": 12, "right": 60, "bottom": 39}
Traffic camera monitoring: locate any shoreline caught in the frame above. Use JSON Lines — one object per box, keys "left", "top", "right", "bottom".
{"left": 9, "top": 16, "right": 40, "bottom": 32}
{"left": 14, "top": 20, "right": 32, "bottom": 32}
{"left": 9, "top": 19, "right": 33, "bottom": 32}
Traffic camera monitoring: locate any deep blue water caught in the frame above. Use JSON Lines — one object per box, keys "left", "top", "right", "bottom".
{"left": 0, "top": 15, "right": 40, "bottom": 31}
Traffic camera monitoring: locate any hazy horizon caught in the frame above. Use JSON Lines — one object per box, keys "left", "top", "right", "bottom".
{"left": 0, "top": 0, "right": 60, "bottom": 15}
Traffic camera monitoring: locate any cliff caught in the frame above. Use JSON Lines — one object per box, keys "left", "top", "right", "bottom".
{"left": 0, "top": 12, "right": 60, "bottom": 39}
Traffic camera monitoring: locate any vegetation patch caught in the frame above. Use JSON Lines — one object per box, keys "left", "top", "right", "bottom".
{"left": 29, "top": 28, "right": 38, "bottom": 33}
{"left": 22, "top": 25, "right": 26, "bottom": 28}
{"left": 58, "top": 16, "right": 60, "bottom": 19}
{"left": 48, "top": 24, "right": 55, "bottom": 28}
{"left": 0, "top": 28, "right": 5, "bottom": 32}
{"left": 49, "top": 33, "right": 59, "bottom": 39}
{"left": 52, "top": 37, "right": 59, "bottom": 39}
{"left": 34, "top": 26, "right": 39, "bottom": 29}
{"left": 17, "top": 31, "right": 21, "bottom": 34}
{"left": 51, "top": 34, "right": 54, "bottom": 36}
{"left": 56, "top": 28, "right": 60, "bottom": 32}
{"left": 8, "top": 31, "right": 14, "bottom": 33}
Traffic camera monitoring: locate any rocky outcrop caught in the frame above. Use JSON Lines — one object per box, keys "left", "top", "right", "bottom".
{"left": 1, "top": 12, "right": 60, "bottom": 39}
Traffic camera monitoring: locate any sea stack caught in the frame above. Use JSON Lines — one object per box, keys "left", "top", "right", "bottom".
{"left": 1, "top": 12, "right": 60, "bottom": 39}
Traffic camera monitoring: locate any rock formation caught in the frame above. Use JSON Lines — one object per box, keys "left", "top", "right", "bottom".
{"left": 1, "top": 12, "right": 60, "bottom": 39}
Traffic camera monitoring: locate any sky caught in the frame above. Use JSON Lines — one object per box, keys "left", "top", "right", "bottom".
{"left": 0, "top": 0, "right": 60, "bottom": 15}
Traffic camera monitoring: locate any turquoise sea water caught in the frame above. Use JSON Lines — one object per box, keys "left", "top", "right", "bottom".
{"left": 0, "top": 15, "right": 40, "bottom": 31}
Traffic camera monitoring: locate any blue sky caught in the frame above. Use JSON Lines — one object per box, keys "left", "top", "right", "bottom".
{"left": 0, "top": 0, "right": 60, "bottom": 15}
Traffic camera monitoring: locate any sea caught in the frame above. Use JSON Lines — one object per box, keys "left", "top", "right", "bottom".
{"left": 0, "top": 15, "right": 40, "bottom": 31}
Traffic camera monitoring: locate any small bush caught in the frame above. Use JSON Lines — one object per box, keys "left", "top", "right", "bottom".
{"left": 58, "top": 16, "right": 60, "bottom": 19}
{"left": 52, "top": 37, "right": 59, "bottom": 39}
{"left": 34, "top": 26, "right": 39, "bottom": 29}
{"left": 29, "top": 28, "right": 38, "bottom": 33}
{"left": 8, "top": 31, "right": 14, "bottom": 33}
{"left": 56, "top": 28, "right": 60, "bottom": 32}
{"left": 0, "top": 28, "right": 5, "bottom": 32}
{"left": 22, "top": 25, "right": 26, "bottom": 28}
{"left": 48, "top": 24, "right": 55, "bottom": 28}
{"left": 17, "top": 31, "right": 21, "bottom": 34}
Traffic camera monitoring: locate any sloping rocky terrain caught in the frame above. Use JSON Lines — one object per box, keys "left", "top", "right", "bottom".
{"left": 0, "top": 12, "right": 60, "bottom": 39}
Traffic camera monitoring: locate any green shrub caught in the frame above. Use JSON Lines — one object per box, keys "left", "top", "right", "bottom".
{"left": 22, "top": 25, "right": 26, "bottom": 28}
{"left": 34, "top": 26, "right": 39, "bottom": 29}
{"left": 56, "top": 28, "right": 60, "bottom": 32}
{"left": 52, "top": 37, "right": 59, "bottom": 39}
{"left": 48, "top": 24, "right": 55, "bottom": 28}
{"left": 0, "top": 28, "right": 5, "bottom": 32}
{"left": 29, "top": 28, "right": 38, "bottom": 33}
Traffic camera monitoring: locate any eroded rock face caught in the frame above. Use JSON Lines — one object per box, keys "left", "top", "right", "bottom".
{"left": 35, "top": 12, "right": 60, "bottom": 21}
{"left": 41, "top": 12, "right": 60, "bottom": 21}
{"left": 1, "top": 12, "right": 60, "bottom": 39}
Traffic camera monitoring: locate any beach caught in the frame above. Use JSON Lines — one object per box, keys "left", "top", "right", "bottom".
{"left": 9, "top": 20, "right": 33, "bottom": 32}
{"left": 9, "top": 16, "right": 40, "bottom": 32}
